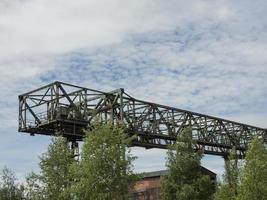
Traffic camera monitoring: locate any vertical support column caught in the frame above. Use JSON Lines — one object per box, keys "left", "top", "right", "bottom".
{"left": 24, "top": 98, "right": 27, "bottom": 129}
{"left": 152, "top": 106, "right": 156, "bottom": 134}
{"left": 68, "top": 139, "right": 80, "bottom": 160}
{"left": 110, "top": 102, "right": 114, "bottom": 125}
{"left": 50, "top": 85, "right": 54, "bottom": 120}
{"left": 133, "top": 100, "right": 136, "bottom": 127}
{"left": 105, "top": 98, "right": 108, "bottom": 122}
{"left": 55, "top": 82, "right": 60, "bottom": 118}
{"left": 119, "top": 88, "right": 124, "bottom": 122}
{"left": 188, "top": 113, "right": 192, "bottom": 128}
{"left": 171, "top": 110, "right": 175, "bottom": 134}
{"left": 84, "top": 89, "right": 88, "bottom": 120}
{"left": 18, "top": 96, "right": 23, "bottom": 129}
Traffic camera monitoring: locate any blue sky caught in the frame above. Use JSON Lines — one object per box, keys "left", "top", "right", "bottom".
{"left": 0, "top": 0, "right": 267, "bottom": 181}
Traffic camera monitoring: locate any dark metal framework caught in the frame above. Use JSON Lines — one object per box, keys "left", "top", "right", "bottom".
{"left": 18, "top": 81, "right": 267, "bottom": 157}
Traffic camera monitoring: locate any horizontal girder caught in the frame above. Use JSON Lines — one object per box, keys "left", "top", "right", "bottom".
{"left": 18, "top": 81, "right": 267, "bottom": 157}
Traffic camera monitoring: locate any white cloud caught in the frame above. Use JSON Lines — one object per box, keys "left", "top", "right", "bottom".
{"left": 0, "top": 0, "right": 239, "bottom": 58}
{"left": 0, "top": 55, "right": 55, "bottom": 83}
{"left": 0, "top": 0, "right": 266, "bottom": 180}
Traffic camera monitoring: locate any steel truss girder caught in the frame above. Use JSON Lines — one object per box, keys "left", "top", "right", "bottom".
{"left": 18, "top": 81, "right": 267, "bottom": 157}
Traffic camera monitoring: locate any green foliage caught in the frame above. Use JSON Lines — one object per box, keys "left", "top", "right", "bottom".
{"left": 24, "top": 172, "right": 44, "bottom": 200}
{"left": 161, "top": 127, "right": 214, "bottom": 200}
{"left": 0, "top": 167, "right": 24, "bottom": 200}
{"left": 25, "top": 137, "right": 74, "bottom": 200}
{"left": 236, "top": 137, "right": 267, "bottom": 200}
{"left": 214, "top": 148, "right": 240, "bottom": 200}
{"left": 70, "top": 123, "right": 138, "bottom": 200}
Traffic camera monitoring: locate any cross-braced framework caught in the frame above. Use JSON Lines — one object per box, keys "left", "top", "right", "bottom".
{"left": 18, "top": 81, "right": 267, "bottom": 157}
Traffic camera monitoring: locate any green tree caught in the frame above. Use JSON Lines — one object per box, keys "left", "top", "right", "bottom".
{"left": 161, "top": 128, "right": 214, "bottom": 200}
{"left": 236, "top": 137, "right": 267, "bottom": 200}
{"left": 214, "top": 148, "right": 240, "bottom": 200}
{"left": 70, "top": 123, "right": 137, "bottom": 200}
{"left": 24, "top": 172, "right": 45, "bottom": 200}
{"left": 0, "top": 167, "right": 24, "bottom": 200}
{"left": 25, "top": 137, "right": 74, "bottom": 200}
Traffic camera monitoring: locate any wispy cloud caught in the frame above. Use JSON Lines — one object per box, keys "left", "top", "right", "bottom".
{"left": 0, "top": 0, "right": 246, "bottom": 58}
{"left": 0, "top": 0, "right": 266, "bottom": 180}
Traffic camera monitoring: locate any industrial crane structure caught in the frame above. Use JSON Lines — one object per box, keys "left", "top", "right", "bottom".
{"left": 18, "top": 81, "right": 267, "bottom": 158}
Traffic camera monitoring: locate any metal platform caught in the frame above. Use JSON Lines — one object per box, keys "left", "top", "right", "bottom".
{"left": 18, "top": 81, "right": 267, "bottom": 157}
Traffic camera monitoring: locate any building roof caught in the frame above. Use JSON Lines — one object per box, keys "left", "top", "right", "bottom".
{"left": 142, "top": 166, "right": 216, "bottom": 179}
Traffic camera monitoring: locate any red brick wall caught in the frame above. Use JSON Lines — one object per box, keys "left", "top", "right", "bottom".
{"left": 129, "top": 177, "right": 161, "bottom": 200}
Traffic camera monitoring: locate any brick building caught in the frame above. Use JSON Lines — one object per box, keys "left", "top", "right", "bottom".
{"left": 129, "top": 167, "right": 216, "bottom": 200}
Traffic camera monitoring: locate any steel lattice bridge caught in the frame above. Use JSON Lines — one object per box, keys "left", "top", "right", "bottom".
{"left": 18, "top": 81, "right": 267, "bottom": 157}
